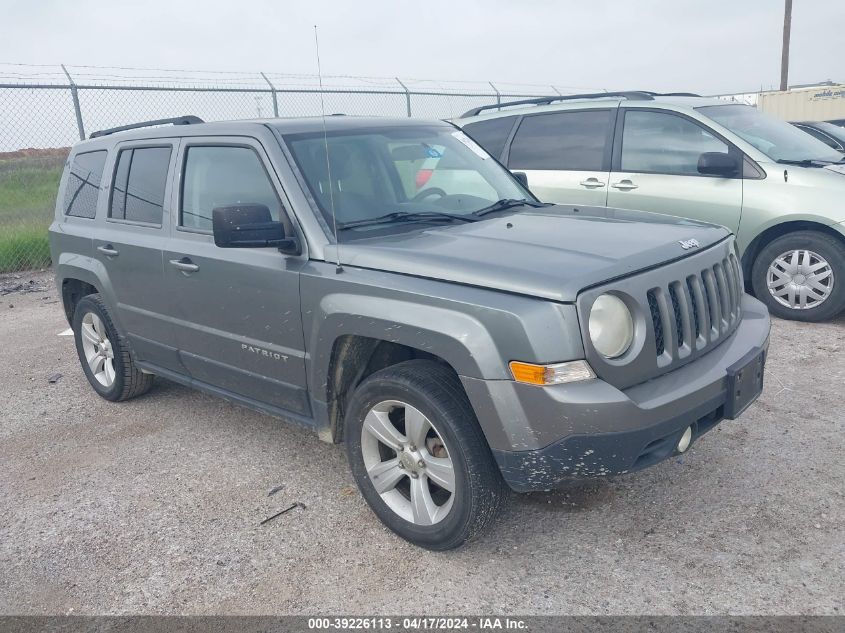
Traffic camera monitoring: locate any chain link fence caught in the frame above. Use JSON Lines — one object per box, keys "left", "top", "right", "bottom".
{"left": 0, "top": 63, "right": 575, "bottom": 272}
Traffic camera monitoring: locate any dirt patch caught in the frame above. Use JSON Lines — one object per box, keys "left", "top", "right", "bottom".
{"left": 0, "top": 147, "right": 70, "bottom": 161}
{"left": 0, "top": 273, "right": 51, "bottom": 296}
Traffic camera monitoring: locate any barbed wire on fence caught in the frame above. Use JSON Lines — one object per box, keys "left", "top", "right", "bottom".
{"left": 0, "top": 62, "right": 601, "bottom": 93}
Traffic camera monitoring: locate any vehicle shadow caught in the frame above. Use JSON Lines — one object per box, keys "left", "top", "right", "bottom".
{"left": 509, "top": 479, "right": 618, "bottom": 514}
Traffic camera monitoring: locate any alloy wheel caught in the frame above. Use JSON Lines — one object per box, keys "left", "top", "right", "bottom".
{"left": 360, "top": 400, "right": 455, "bottom": 526}
{"left": 80, "top": 312, "right": 117, "bottom": 387}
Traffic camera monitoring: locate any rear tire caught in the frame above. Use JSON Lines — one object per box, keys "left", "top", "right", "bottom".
{"left": 344, "top": 360, "right": 505, "bottom": 550}
{"left": 72, "top": 294, "right": 154, "bottom": 402}
{"left": 751, "top": 230, "right": 845, "bottom": 322}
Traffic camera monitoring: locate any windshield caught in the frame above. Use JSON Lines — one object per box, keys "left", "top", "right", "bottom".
{"left": 808, "top": 122, "right": 845, "bottom": 144}
{"left": 284, "top": 124, "right": 531, "bottom": 239}
{"left": 698, "top": 104, "right": 843, "bottom": 163}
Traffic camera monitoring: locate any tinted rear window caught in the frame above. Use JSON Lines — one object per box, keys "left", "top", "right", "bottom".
{"left": 63, "top": 150, "right": 107, "bottom": 218}
{"left": 110, "top": 146, "right": 172, "bottom": 224}
{"left": 462, "top": 116, "right": 517, "bottom": 159}
{"left": 508, "top": 110, "right": 612, "bottom": 171}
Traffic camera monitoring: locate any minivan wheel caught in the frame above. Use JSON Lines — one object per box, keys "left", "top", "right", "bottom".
{"left": 344, "top": 360, "right": 505, "bottom": 550}
{"left": 72, "top": 294, "right": 154, "bottom": 401}
{"left": 751, "top": 231, "right": 845, "bottom": 322}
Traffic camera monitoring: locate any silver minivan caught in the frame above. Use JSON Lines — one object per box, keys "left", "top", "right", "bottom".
{"left": 459, "top": 92, "right": 845, "bottom": 321}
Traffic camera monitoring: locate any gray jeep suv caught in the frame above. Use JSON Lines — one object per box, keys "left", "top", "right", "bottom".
{"left": 50, "top": 115, "right": 770, "bottom": 549}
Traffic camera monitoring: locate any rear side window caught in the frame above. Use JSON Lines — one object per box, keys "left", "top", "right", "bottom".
{"left": 110, "top": 146, "right": 172, "bottom": 224}
{"left": 508, "top": 110, "right": 612, "bottom": 171}
{"left": 462, "top": 116, "right": 517, "bottom": 159}
{"left": 63, "top": 150, "right": 107, "bottom": 218}
{"left": 180, "top": 146, "right": 283, "bottom": 231}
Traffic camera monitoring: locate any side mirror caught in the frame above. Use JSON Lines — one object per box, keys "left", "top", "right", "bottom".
{"left": 512, "top": 171, "right": 529, "bottom": 188}
{"left": 697, "top": 152, "right": 739, "bottom": 177}
{"left": 212, "top": 204, "right": 298, "bottom": 252}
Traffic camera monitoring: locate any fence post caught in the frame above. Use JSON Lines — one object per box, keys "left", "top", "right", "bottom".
{"left": 395, "top": 77, "right": 412, "bottom": 117}
{"left": 260, "top": 72, "right": 279, "bottom": 117}
{"left": 488, "top": 82, "right": 501, "bottom": 110}
{"left": 61, "top": 64, "right": 86, "bottom": 140}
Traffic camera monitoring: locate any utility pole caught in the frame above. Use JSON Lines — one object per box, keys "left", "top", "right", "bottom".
{"left": 780, "top": 0, "right": 792, "bottom": 91}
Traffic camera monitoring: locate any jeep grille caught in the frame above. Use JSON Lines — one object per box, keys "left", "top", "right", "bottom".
{"left": 646, "top": 253, "right": 742, "bottom": 365}
{"left": 576, "top": 239, "right": 744, "bottom": 391}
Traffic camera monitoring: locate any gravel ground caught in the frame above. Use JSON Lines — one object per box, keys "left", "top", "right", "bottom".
{"left": 0, "top": 271, "right": 842, "bottom": 616}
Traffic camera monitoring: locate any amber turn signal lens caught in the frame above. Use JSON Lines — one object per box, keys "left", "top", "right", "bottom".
{"left": 509, "top": 360, "right": 595, "bottom": 386}
{"left": 509, "top": 361, "right": 547, "bottom": 385}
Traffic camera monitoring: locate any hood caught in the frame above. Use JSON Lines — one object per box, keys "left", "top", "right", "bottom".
{"left": 329, "top": 205, "right": 730, "bottom": 302}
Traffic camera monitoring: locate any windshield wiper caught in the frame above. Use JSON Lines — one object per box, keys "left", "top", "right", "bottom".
{"left": 776, "top": 158, "right": 841, "bottom": 167}
{"left": 472, "top": 198, "right": 549, "bottom": 218}
{"left": 337, "top": 211, "right": 479, "bottom": 230}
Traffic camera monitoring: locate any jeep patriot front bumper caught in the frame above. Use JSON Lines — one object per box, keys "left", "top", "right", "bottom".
{"left": 460, "top": 295, "right": 771, "bottom": 492}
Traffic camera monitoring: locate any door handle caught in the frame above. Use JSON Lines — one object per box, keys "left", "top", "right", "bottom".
{"left": 611, "top": 180, "right": 639, "bottom": 191}
{"left": 579, "top": 178, "right": 606, "bottom": 188}
{"left": 97, "top": 245, "right": 119, "bottom": 257}
{"left": 169, "top": 258, "right": 200, "bottom": 273}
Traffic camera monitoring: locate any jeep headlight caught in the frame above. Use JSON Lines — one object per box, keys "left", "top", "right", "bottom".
{"left": 589, "top": 294, "right": 634, "bottom": 358}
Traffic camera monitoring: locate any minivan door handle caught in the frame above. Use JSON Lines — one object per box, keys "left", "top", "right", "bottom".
{"left": 169, "top": 257, "right": 200, "bottom": 274}
{"left": 579, "top": 177, "right": 606, "bottom": 188}
{"left": 611, "top": 179, "right": 639, "bottom": 191}
{"left": 97, "top": 245, "right": 119, "bottom": 257}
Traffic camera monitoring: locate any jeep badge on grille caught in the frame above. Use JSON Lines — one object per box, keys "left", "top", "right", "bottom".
{"left": 679, "top": 238, "right": 700, "bottom": 250}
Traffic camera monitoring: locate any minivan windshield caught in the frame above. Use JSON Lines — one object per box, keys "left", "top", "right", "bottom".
{"left": 806, "top": 121, "right": 845, "bottom": 144}
{"left": 284, "top": 124, "right": 533, "bottom": 239}
{"left": 698, "top": 104, "right": 843, "bottom": 163}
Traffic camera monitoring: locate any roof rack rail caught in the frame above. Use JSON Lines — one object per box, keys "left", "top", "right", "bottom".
{"left": 89, "top": 115, "right": 204, "bottom": 139}
{"left": 639, "top": 91, "right": 703, "bottom": 97}
{"left": 460, "top": 92, "right": 654, "bottom": 118}
{"left": 459, "top": 90, "right": 703, "bottom": 118}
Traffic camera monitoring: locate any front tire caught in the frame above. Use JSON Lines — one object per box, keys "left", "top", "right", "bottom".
{"left": 72, "top": 294, "right": 154, "bottom": 401}
{"left": 751, "top": 230, "right": 845, "bottom": 322}
{"left": 344, "top": 360, "right": 505, "bottom": 550}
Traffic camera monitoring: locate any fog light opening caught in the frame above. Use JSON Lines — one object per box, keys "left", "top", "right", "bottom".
{"left": 677, "top": 426, "right": 693, "bottom": 453}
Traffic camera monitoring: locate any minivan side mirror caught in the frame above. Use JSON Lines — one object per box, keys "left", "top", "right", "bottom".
{"left": 212, "top": 204, "right": 299, "bottom": 253}
{"left": 697, "top": 152, "right": 740, "bottom": 178}
{"left": 512, "top": 171, "right": 529, "bottom": 188}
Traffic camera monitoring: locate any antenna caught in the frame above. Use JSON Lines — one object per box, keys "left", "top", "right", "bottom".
{"left": 314, "top": 24, "right": 343, "bottom": 274}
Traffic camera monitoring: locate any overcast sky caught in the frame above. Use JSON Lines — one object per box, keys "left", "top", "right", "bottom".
{"left": 1, "top": 0, "right": 843, "bottom": 94}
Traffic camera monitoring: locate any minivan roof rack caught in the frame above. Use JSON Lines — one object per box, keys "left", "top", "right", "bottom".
{"left": 460, "top": 91, "right": 703, "bottom": 118}
{"left": 89, "top": 115, "right": 204, "bottom": 139}
{"left": 640, "top": 91, "right": 703, "bottom": 97}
